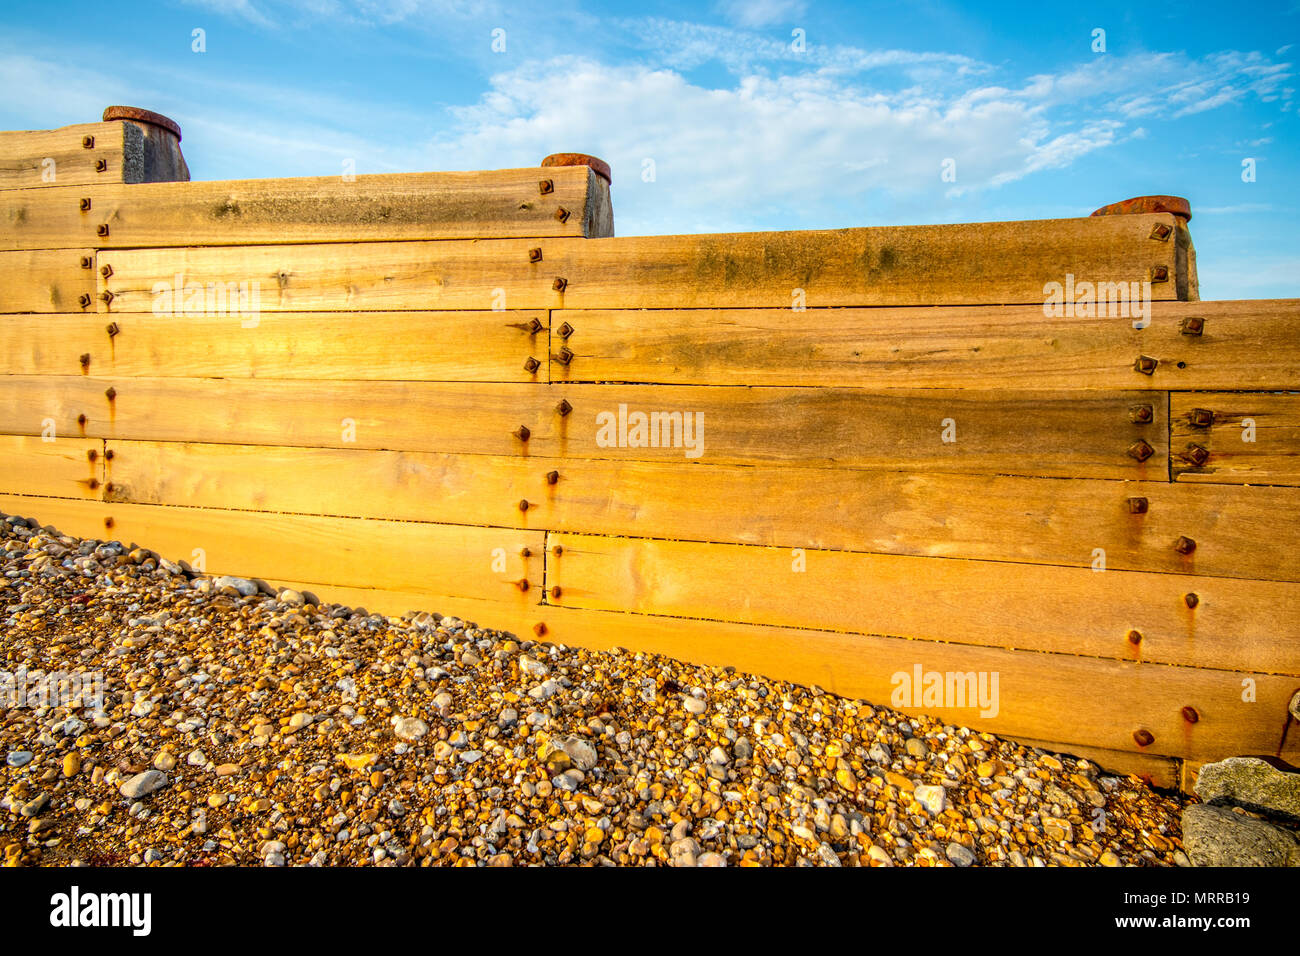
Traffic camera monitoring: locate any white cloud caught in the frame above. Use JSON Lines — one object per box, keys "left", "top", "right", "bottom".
{"left": 715, "top": 0, "right": 808, "bottom": 28}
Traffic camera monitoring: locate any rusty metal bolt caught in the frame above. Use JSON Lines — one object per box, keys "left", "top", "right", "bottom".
{"left": 80, "top": 256, "right": 93, "bottom": 269}
{"left": 104, "top": 386, "right": 116, "bottom": 400}
{"left": 104, "top": 482, "right": 114, "bottom": 493}
{"left": 527, "top": 317, "right": 543, "bottom": 334}
{"left": 1150, "top": 265, "right": 1169, "bottom": 283}
{"left": 528, "top": 247, "right": 543, "bottom": 263}
{"left": 104, "top": 449, "right": 114, "bottom": 460}
{"left": 550, "top": 586, "right": 562, "bottom": 600}
{"left": 513, "top": 425, "right": 530, "bottom": 441}
{"left": 88, "top": 478, "right": 99, "bottom": 490}
{"left": 104, "top": 517, "right": 114, "bottom": 530}
{"left": 1185, "top": 592, "right": 1199, "bottom": 609}
{"left": 1133, "top": 729, "right": 1155, "bottom": 747}
{"left": 100, "top": 264, "right": 113, "bottom": 279}
{"left": 1188, "top": 408, "right": 1215, "bottom": 428}
{"left": 106, "top": 322, "right": 119, "bottom": 337}
{"left": 1174, "top": 535, "right": 1197, "bottom": 555}
{"left": 1149, "top": 223, "right": 1172, "bottom": 241}
{"left": 94, "top": 159, "right": 108, "bottom": 172}
{"left": 554, "top": 207, "right": 570, "bottom": 223}
{"left": 557, "top": 322, "right": 574, "bottom": 339}
{"left": 1127, "top": 629, "right": 1143, "bottom": 646}
{"left": 552, "top": 544, "right": 563, "bottom": 556}
{"left": 1127, "top": 496, "right": 1148, "bottom": 514}
{"left": 1133, "top": 355, "right": 1158, "bottom": 375}
{"left": 538, "top": 179, "right": 554, "bottom": 195}
{"left": 518, "top": 499, "right": 529, "bottom": 512}
{"left": 79, "top": 353, "right": 91, "bottom": 369}
{"left": 516, "top": 579, "right": 529, "bottom": 592}
{"left": 1181, "top": 706, "right": 1200, "bottom": 724}
{"left": 546, "top": 470, "right": 559, "bottom": 485}
{"left": 556, "top": 399, "right": 572, "bottom": 417}
{"left": 82, "top": 135, "right": 95, "bottom": 149}
{"left": 532, "top": 621, "right": 548, "bottom": 636}
{"left": 1127, "top": 439, "right": 1154, "bottom": 462}
{"left": 520, "top": 547, "right": 531, "bottom": 558}
{"left": 1129, "top": 404, "right": 1154, "bottom": 424}
{"left": 1184, "top": 444, "right": 1210, "bottom": 467}
{"left": 79, "top": 197, "right": 92, "bottom": 212}
{"left": 552, "top": 277, "right": 568, "bottom": 292}
{"left": 555, "top": 346, "right": 574, "bottom": 366}
{"left": 78, "top": 294, "right": 92, "bottom": 309}
{"left": 96, "top": 223, "right": 109, "bottom": 237}
{"left": 100, "top": 291, "right": 113, "bottom": 304}
{"left": 77, "top": 414, "right": 87, "bottom": 427}
{"left": 1180, "top": 316, "right": 1205, "bottom": 336}
{"left": 523, "top": 356, "right": 540, "bottom": 373}
{"left": 87, "top": 449, "right": 97, "bottom": 462}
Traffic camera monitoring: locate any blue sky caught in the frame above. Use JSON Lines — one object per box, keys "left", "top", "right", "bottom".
{"left": 2, "top": 0, "right": 1296, "bottom": 298}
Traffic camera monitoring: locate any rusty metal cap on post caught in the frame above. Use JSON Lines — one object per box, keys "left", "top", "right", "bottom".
{"left": 103, "top": 106, "right": 183, "bottom": 143}
{"left": 541, "top": 152, "right": 611, "bottom": 185}
{"left": 1091, "top": 195, "right": 1191, "bottom": 222}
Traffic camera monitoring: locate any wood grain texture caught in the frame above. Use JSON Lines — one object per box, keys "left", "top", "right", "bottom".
{"left": 0, "top": 166, "right": 604, "bottom": 249}
{"left": 556, "top": 299, "right": 1300, "bottom": 389}
{"left": 1172, "top": 392, "right": 1300, "bottom": 486}
{"left": 1, "top": 311, "right": 549, "bottom": 381}
{"left": 0, "top": 493, "right": 542, "bottom": 604}
{"left": 0, "top": 435, "right": 102, "bottom": 499}
{"left": 0, "top": 122, "right": 127, "bottom": 190}
{"left": 0, "top": 249, "right": 96, "bottom": 313}
{"left": 95, "top": 214, "right": 1182, "bottom": 312}
{"left": 98, "top": 440, "right": 1300, "bottom": 583}
{"left": 546, "top": 532, "right": 1300, "bottom": 675}
{"left": 521, "top": 600, "right": 1300, "bottom": 764}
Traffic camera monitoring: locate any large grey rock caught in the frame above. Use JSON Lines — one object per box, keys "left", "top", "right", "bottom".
{"left": 1195, "top": 756, "right": 1300, "bottom": 823}
{"left": 1182, "top": 804, "right": 1300, "bottom": 867}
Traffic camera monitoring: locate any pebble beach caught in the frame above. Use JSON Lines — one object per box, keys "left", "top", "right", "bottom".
{"left": 0, "top": 513, "right": 1190, "bottom": 867}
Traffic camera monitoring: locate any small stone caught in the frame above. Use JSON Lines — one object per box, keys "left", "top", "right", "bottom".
{"left": 682, "top": 696, "right": 706, "bottom": 715}
{"left": 120, "top": 770, "right": 168, "bottom": 799}
{"left": 905, "top": 738, "right": 930, "bottom": 759}
{"left": 288, "top": 711, "right": 314, "bottom": 732}
{"left": 6, "top": 751, "right": 33, "bottom": 768}
{"left": 914, "top": 784, "right": 947, "bottom": 814}
{"left": 945, "top": 842, "right": 976, "bottom": 867}
{"left": 153, "top": 750, "right": 177, "bottom": 771}
{"left": 62, "top": 752, "right": 81, "bottom": 778}
{"left": 1099, "top": 850, "right": 1122, "bottom": 867}
{"left": 392, "top": 716, "right": 428, "bottom": 741}
{"left": 213, "top": 575, "right": 259, "bottom": 596}
{"left": 20, "top": 793, "right": 50, "bottom": 817}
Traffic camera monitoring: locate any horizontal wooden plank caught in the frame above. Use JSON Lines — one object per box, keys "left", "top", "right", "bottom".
{"left": 0, "top": 380, "right": 1166, "bottom": 479}
{"left": 0, "top": 311, "right": 549, "bottom": 381}
{"left": 0, "top": 166, "right": 607, "bottom": 249}
{"left": 0, "top": 493, "right": 542, "bottom": 604}
{"left": 556, "top": 298, "right": 1300, "bottom": 390}
{"left": 98, "top": 441, "right": 1300, "bottom": 583}
{"left": 0, "top": 249, "right": 96, "bottom": 313}
{"left": 0, "top": 122, "right": 128, "bottom": 190}
{"left": 0, "top": 434, "right": 102, "bottom": 499}
{"left": 96, "top": 214, "right": 1182, "bottom": 312}
{"left": 546, "top": 533, "right": 1300, "bottom": 675}
{"left": 523, "top": 601, "right": 1300, "bottom": 764}
{"left": 1172, "top": 392, "right": 1300, "bottom": 486}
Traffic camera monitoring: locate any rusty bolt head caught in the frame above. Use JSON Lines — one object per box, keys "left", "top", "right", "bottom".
{"left": 532, "top": 621, "right": 548, "bottom": 636}
{"left": 82, "top": 135, "right": 95, "bottom": 149}
{"left": 523, "top": 357, "right": 540, "bottom": 373}
{"left": 94, "top": 159, "right": 108, "bottom": 172}
{"left": 100, "top": 264, "right": 113, "bottom": 279}
{"left": 1127, "top": 496, "right": 1149, "bottom": 514}
{"left": 1180, "top": 316, "right": 1205, "bottom": 336}
{"left": 1149, "top": 223, "right": 1172, "bottom": 241}
{"left": 554, "top": 207, "right": 570, "bottom": 223}
{"left": 104, "top": 387, "right": 116, "bottom": 400}
{"left": 518, "top": 499, "right": 529, "bottom": 512}
{"left": 104, "top": 449, "right": 114, "bottom": 460}
{"left": 96, "top": 223, "right": 109, "bottom": 237}
{"left": 1184, "top": 444, "right": 1210, "bottom": 467}
{"left": 104, "top": 517, "right": 114, "bottom": 529}
{"left": 527, "top": 317, "right": 543, "bottom": 334}
{"left": 1174, "top": 535, "right": 1197, "bottom": 555}
{"left": 106, "top": 322, "right": 119, "bottom": 337}
{"left": 552, "top": 277, "right": 568, "bottom": 292}
{"left": 516, "top": 579, "right": 530, "bottom": 592}
{"left": 100, "top": 291, "right": 113, "bottom": 304}
{"left": 88, "top": 478, "right": 99, "bottom": 490}
{"left": 555, "top": 346, "right": 574, "bottom": 366}
{"left": 550, "top": 586, "right": 562, "bottom": 600}
{"left": 552, "top": 544, "right": 563, "bottom": 556}
{"left": 1132, "top": 729, "right": 1155, "bottom": 747}
{"left": 1133, "top": 355, "right": 1158, "bottom": 375}
{"left": 78, "top": 294, "right": 92, "bottom": 309}
{"left": 1181, "top": 706, "right": 1200, "bottom": 724}
{"left": 77, "top": 414, "right": 87, "bottom": 427}
{"left": 80, "top": 256, "right": 93, "bottom": 269}
{"left": 538, "top": 179, "right": 554, "bottom": 195}
{"left": 1185, "top": 592, "right": 1199, "bottom": 609}
{"left": 528, "top": 247, "right": 543, "bottom": 263}
{"left": 1188, "top": 408, "right": 1215, "bottom": 427}
{"left": 1129, "top": 404, "right": 1154, "bottom": 424}
{"left": 1127, "top": 439, "right": 1154, "bottom": 462}
{"left": 556, "top": 399, "right": 572, "bottom": 417}
{"left": 557, "top": 322, "right": 574, "bottom": 339}
{"left": 1126, "top": 629, "right": 1143, "bottom": 645}
{"left": 1151, "top": 265, "right": 1169, "bottom": 283}
{"left": 79, "top": 353, "right": 91, "bottom": 368}
{"left": 520, "top": 547, "right": 531, "bottom": 558}
{"left": 87, "top": 449, "right": 97, "bottom": 462}
{"left": 546, "top": 470, "right": 559, "bottom": 485}
{"left": 79, "top": 197, "right": 92, "bottom": 212}
{"left": 513, "top": 425, "right": 530, "bottom": 442}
